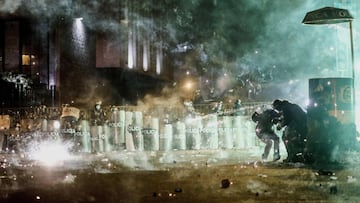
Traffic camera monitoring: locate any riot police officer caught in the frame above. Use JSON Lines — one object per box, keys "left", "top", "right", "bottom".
{"left": 233, "top": 99, "right": 242, "bottom": 116}
{"left": 272, "top": 99, "right": 307, "bottom": 163}
{"left": 91, "top": 101, "right": 106, "bottom": 126}
{"left": 90, "top": 101, "right": 108, "bottom": 153}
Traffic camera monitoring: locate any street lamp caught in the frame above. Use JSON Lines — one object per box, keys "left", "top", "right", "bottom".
{"left": 303, "top": 6, "right": 356, "bottom": 124}
{"left": 302, "top": 7, "right": 354, "bottom": 79}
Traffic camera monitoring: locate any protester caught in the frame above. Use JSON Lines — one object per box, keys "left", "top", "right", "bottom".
{"left": 251, "top": 109, "right": 281, "bottom": 161}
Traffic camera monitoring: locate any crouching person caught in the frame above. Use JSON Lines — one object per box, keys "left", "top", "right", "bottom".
{"left": 272, "top": 99, "right": 307, "bottom": 163}
{"left": 252, "top": 109, "right": 281, "bottom": 162}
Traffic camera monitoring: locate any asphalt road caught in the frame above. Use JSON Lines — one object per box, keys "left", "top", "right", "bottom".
{"left": 0, "top": 149, "right": 359, "bottom": 203}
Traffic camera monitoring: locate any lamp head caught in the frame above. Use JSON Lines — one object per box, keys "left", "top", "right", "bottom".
{"left": 302, "top": 7, "right": 353, "bottom": 25}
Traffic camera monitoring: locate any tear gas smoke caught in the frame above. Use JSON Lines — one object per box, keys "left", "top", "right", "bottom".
{"left": 0, "top": 0, "right": 22, "bottom": 13}
{"left": 171, "top": 0, "right": 358, "bottom": 103}
{"left": 1, "top": 0, "right": 359, "bottom": 130}
{"left": 136, "top": 86, "right": 185, "bottom": 113}
{"left": 2, "top": 0, "right": 358, "bottom": 104}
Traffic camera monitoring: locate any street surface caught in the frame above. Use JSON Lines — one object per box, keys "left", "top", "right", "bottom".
{"left": 0, "top": 148, "right": 359, "bottom": 203}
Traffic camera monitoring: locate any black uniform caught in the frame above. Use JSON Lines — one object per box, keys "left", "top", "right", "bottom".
{"left": 252, "top": 109, "right": 281, "bottom": 161}
{"left": 273, "top": 99, "right": 307, "bottom": 162}
{"left": 91, "top": 103, "right": 106, "bottom": 126}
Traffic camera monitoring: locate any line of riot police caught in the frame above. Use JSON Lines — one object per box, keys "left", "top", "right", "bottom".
{"left": 0, "top": 102, "right": 125, "bottom": 154}
{"left": 0, "top": 100, "right": 259, "bottom": 154}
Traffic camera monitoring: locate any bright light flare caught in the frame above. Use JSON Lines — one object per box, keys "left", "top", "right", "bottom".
{"left": 184, "top": 81, "right": 193, "bottom": 90}
{"left": 29, "top": 141, "right": 72, "bottom": 167}
{"left": 53, "top": 120, "right": 61, "bottom": 129}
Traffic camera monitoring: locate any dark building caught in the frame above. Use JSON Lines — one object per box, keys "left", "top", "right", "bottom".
{"left": 0, "top": 1, "right": 174, "bottom": 108}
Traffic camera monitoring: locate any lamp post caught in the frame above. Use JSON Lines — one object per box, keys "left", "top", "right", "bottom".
{"left": 303, "top": 7, "right": 356, "bottom": 124}
{"left": 302, "top": 7, "right": 354, "bottom": 79}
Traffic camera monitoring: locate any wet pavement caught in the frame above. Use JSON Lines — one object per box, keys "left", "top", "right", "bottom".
{"left": 0, "top": 149, "right": 359, "bottom": 203}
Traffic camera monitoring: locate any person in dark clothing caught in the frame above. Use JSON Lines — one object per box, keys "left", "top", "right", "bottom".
{"left": 272, "top": 99, "right": 307, "bottom": 163}
{"left": 252, "top": 109, "right": 281, "bottom": 161}
{"left": 91, "top": 101, "right": 107, "bottom": 126}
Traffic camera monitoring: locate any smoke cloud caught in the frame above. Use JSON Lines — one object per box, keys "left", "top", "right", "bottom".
{"left": 1, "top": 0, "right": 358, "bottom": 106}
{"left": 0, "top": 0, "right": 22, "bottom": 13}
{"left": 174, "top": 0, "right": 358, "bottom": 106}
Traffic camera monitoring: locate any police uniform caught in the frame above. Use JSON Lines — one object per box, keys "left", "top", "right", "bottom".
{"left": 273, "top": 100, "right": 307, "bottom": 163}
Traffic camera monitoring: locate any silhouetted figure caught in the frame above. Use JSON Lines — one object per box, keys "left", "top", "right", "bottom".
{"left": 272, "top": 99, "right": 307, "bottom": 163}
{"left": 305, "top": 105, "right": 357, "bottom": 164}
{"left": 91, "top": 101, "right": 106, "bottom": 126}
{"left": 233, "top": 99, "right": 242, "bottom": 116}
{"left": 90, "top": 101, "right": 107, "bottom": 153}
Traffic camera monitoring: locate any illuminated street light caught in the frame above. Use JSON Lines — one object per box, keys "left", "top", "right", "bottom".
{"left": 178, "top": 77, "right": 197, "bottom": 100}
{"left": 303, "top": 7, "right": 356, "bottom": 125}
{"left": 184, "top": 80, "right": 194, "bottom": 91}
{"left": 302, "top": 7, "right": 354, "bottom": 80}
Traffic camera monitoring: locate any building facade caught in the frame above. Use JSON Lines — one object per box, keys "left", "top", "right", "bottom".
{"left": 0, "top": 0, "right": 174, "bottom": 107}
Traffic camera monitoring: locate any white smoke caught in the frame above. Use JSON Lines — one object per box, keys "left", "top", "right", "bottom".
{"left": 1, "top": 0, "right": 358, "bottom": 105}
{"left": 136, "top": 86, "right": 185, "bottom": 114}
{"left": 0, "top": 0, "right": 22, "bottom": 13}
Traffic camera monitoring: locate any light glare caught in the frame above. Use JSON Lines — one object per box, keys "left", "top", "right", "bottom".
{"left": 29, "top": 141, "right": 72, "bottom": 167}
{"left": 53, "top": 120, "right": 61, "bottom": 129}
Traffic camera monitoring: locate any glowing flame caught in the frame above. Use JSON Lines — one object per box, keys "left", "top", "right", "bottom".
{"left": 53, "top": 120, "right": 61, "bottom": 129}
{"left": 184, "top": 81, "right": 193, "bottom": 90}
